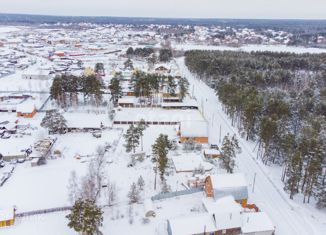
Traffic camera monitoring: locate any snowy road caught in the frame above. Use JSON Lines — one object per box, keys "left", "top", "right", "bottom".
{"left": 177, "top": 58, "right": 326, "bottom": 235}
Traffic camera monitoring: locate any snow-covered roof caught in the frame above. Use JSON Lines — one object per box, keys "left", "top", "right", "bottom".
{"left": 168, "top": 213, "right": 217, "bottom": 235}
{"left": 16, "top": 102, "right": 36, "bottom": 113}
{"left": 0, "top": 208, "right": 14, "bottom": 221}
{"left": 211, "top": 173, "right": 247, "bottom": 189}
{"left": 180, "top": 120, "right": 208, "bottom": 137}
{"left": 202, "top": 196, "right": 242, "bottom": 230}
{"left": 210, "top": 173, "right": 248, "bottom": 200}
{"left": 204, "top": 149, "right": 221, "bottom": 155}
{"left": 118, "top": 96, "right": 137, "bottom": 104}
{"left": 172, "top": 154, "right": 213, "bottom": 173}
{"left": 161, "top": 99, "right": 198, "bottom": 108}
{"left": 242, "top": 212, "right": 275, "bottom": 234}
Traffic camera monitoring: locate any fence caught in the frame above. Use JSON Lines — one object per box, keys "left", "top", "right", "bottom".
{"left": 151, "top": 187, "right": 204, "bottom": 201}
{"left": 16, "top": 206, "right": 72, "bottom": 218}
{"left": 113, "top": 121, "right": 179, "bottom": 126}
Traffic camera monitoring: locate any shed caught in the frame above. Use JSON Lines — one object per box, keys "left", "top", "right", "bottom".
{"left": 205, "top": 173, "right": 248, "bottom": 206}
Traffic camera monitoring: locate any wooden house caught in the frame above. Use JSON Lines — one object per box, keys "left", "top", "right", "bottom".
{"left": 179, "top": 120, "right": 209, "bottom": 144}
{"left": 16, "top": 103, "right": 36, "bottom": 118}
{"left": 204, "top": 173, "right": 248, "bottom": 206}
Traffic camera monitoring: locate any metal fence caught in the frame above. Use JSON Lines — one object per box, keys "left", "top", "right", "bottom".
{"left": 151, "top": 187, "right": 204, "bottom": 201}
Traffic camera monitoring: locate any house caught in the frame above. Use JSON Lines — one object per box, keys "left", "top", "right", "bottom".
{"left": 204, "top": 149, "right": 221, "bottom": 159}
{"left": 54, "top": 51, "right": 65, "bottom": 57}
{"left": 205, "top": 173, "right": 248, "bottom": 206}
{"left": 0, "top": 208, "right": 15, "bottom": 227}
{"left": 16, "top": 102, "right": 36, "bottom": 118}
{"left": 155, "top": 65, "right": 170, "bottom": 74}
{"left": 118, "top": 97, "right": 137, "bottom": 107}
{"left": 202, "top": 196, "right": 243, "bottom": 235}
{"left": 161, "top": 99, "right": 198, "bottom": 110}
{"left": 179, "top": 120, "right": 209, "bottom": 144}
{"left": 167, "top": 196, "right": 274, "bottom": 235}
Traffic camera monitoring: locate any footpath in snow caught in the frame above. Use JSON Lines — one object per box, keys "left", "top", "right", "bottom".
{"left": 176, "top": 57, "right": 326, "bottom": 235}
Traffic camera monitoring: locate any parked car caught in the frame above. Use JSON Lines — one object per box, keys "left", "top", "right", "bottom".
{"left": 92, "top": 132, "right": 102, "bottom": 138}
{"left": 1, "top": 132, "right": 10, "bottom": 139}
{"left": 17, "top": 158, "right": 26, "bottom": 164}
{"left": 0, "top": 161, "right": 5, "bottom": 168}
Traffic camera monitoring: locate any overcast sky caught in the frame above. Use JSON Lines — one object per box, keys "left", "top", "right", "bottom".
{"left": 1, "top": 0, "right": 326, "bottom": 19}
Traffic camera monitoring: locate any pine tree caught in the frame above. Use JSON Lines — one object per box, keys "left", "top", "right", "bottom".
{"left": 220, "top": 134, "right": 241, "bottom": 173}
{"left": 128, "top": 182, "right": 140, "bottom": 204}
{"left": 167, "top": 76, "right": 177, "bottom": 96}
{"left": 126, "top": 47, "right": 134, "bottom": 57}
{"left": 178, "top": 77, "right": 189, "bottom": 101}
{"left": 67, "top": 199, "right": 103, "bottom": 235}
{"left": 109, "top": 77, "right": 122, "bottom": 105}
{"left": 159, "top": 48, "right": 173, "bottom": 62}
{"left": 136, "top": 119, "right": 148, "bottom": 151}
{"left": 41, "top": 109, "right": 67, "bottom": 134}
{"left": 152, "top": 134, "right": 172, "bottom": 181}
{"left": 124, "top": 59, "right": 134, "bottom": 70}
{"left": 284, "top": 151, "right": 303, "bottom": 199}
{"left": 124, "top": 124, "right": 140, "bottom": 153}
{"left": 137, "top": 176, "right": 145, "bottom": 191}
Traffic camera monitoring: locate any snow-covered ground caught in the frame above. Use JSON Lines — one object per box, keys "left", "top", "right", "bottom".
{"left": 173, "top": 43, "right": 326, "bottom": 54}
{"left": 176, "top": 57, "right": 326, "bottom": 235}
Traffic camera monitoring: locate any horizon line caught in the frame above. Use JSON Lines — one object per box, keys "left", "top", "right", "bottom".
{"left": 1, "top": 12, "right": 326, "bottom": 21}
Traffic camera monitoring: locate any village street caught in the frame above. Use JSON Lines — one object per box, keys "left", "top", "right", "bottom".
{"left": 176, "top": 58, "right": 326, "bottom": 235}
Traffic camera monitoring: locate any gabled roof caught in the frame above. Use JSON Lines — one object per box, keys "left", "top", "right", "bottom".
{"left": 210, "top": 173, "right": 248, "bottom": 200}
{"left": 180, "top": 120, "right": 208, "bottom": 138}
{"left": 168, "top": 213, "right": 217, "bottom": 235}
{"left": 242, "top": 212, "right": 275, "bottom": 234}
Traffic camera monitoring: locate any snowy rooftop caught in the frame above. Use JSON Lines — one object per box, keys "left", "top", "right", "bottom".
{"left": 114, "top": 108, "right": 204, "bottom": 123}
{"left": 168, "top": 213, "right": 216, "bottom": 235}
{"left": 172, "top": 154, "right": 213, "bottom": 173}
{"left": 242, "top": 212, "right": 275, "bottom": 233}
{"left": 16, "top": 101, "right": 36, "bottom": 113}
{"left": 180, "top": 120, "right": 208, "bottom": 137}
{"left": 203, "top": 196, "right": 243, "bottom": 230}
{"left": 210, "top": 173, "right": 247, "bottom": 189}
{"left": 0, "top": 208, "right": 14, "bottom": 221}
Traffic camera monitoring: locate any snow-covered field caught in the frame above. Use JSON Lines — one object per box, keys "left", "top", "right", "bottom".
{"left": 173, "top": 43, "right": 326, "bottom": 54}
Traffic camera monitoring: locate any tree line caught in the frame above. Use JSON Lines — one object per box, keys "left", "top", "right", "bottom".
{"left": 50, "top": 74, "right": 104, "bottom": 107}
{"left": 185, "top": 50, "right": 326, "bottom": 208}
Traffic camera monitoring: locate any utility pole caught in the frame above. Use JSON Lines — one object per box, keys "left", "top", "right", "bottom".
{"left": 219, "top": 125, "right": 222, "bottom": 143}
{"left": 252, "top": 172, "right": 257, "bottom": 193}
